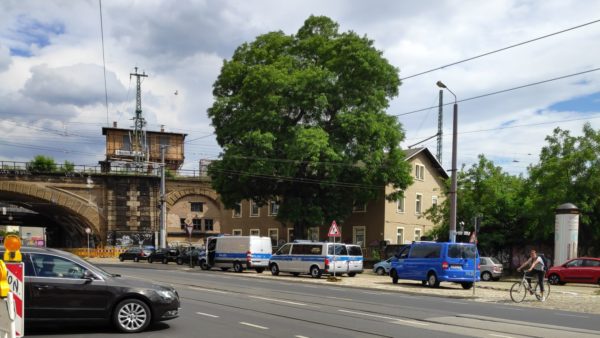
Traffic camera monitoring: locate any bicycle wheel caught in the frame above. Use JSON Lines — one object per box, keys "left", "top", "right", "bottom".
{"left": 534, "top": 280, "right": 550, "bottom": 300}
{"left": 510, "top": 282, "right": 527, "bottom": 303}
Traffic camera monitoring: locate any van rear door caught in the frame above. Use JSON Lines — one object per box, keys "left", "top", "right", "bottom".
{"left": 446, "top": 244, "right": 479, "bottom": 280}
{"left": 346, "top": 245, "right": 363, "bottom": 273}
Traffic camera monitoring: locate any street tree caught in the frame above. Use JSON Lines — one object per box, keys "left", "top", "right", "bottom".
{"left": 207, "top": 16, "right": 412, "bottom": 239}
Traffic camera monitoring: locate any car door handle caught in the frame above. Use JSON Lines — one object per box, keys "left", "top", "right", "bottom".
{"left": 35, "top": 285, "right": 50, "bottom": 290}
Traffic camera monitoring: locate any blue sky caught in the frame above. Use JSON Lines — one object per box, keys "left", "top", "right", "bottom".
{"left": 0, "top": 0, "right": 599, "bottom": 176}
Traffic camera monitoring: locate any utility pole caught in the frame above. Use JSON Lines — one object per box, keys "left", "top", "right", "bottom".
{"left": 160, "top": 146, "right": 167, "bottom": 249}
{"left": 130, "top": 67, "right": 148, "bottom": 170}
{"left": 436, "top": 90, "right": 443, "bottom": 163}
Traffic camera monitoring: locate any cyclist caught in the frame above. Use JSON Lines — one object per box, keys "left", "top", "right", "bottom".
{"left": 517, "top": 249, "right": 546, "bottom": 301}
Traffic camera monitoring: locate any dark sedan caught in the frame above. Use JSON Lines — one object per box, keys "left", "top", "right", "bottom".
{"left": 4, "top": 247, "right": 180, "bottom": 333}
{"left": 176, "top": 248, "right": 205, "bottom": 266}
{"left": 148, "top": 248, "right": 180, "bottom": 264}
{"left": 118, "top": 247, "right": 154, "bottom": 262}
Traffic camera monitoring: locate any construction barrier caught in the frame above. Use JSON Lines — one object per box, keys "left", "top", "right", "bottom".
{"left": 60, "top": 248, "right": 128, "bottom": 258}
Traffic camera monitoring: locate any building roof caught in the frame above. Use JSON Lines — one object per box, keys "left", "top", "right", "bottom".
{"left": 405, "top": 147, "right": 449, "bottom": 179}
{"left": 102, "top": 127, "right": 187, "bottom": 137}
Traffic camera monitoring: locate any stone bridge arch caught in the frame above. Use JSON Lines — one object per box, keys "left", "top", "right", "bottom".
{"left": 165, "top": 187, "right": 220, "bottom": 207}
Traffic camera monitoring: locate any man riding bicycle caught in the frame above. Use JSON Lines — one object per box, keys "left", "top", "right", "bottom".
{"left": 517, "top": 249, "right": 546, "bottom": 301}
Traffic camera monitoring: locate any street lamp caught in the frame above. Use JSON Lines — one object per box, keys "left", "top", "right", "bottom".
{"left": 436, "top": 80, "right": 458, "bottom": 243}
{"left": 85, "top": 227, "right": 91, "bottom": 257}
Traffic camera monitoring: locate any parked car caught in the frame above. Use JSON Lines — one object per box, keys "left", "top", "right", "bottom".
{"left": 148, "top": 248, "right": 180, "bottom": 264}
{"left": 373, "top": 257, "right": 393, "bottom": 275}
{"left": 389, "top": 241, "right": 480, "bottom": 289}
{"left": 118, "top": 247, "right": 154, "bottom": 262}
{"left": 176, "top": 247, "right": 205, "bottom": 265}
{"left": 383, "top": 244, "right": 409, "bottom": 259}
{"left": 1, "top": 247, "right": 180, "bottom": 333}
{"left": 546, "top": 257, "right": 600, "bottom": 285}
{"left": 480, "top": 256, "right": 503, "bottom": 281}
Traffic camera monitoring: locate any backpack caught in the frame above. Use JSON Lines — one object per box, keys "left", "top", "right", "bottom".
{"left": 539, "top": 254, "right": 550, "bottom": 272}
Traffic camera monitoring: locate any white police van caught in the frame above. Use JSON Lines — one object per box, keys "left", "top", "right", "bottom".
{"left": 201, "top": 236, "right": 272, "bottom": 273}
{"left": 269, "top": 241, "right": 349, "bottom": 278}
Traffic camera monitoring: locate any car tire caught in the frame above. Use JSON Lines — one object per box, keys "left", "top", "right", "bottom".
{"left": 119, "top": 256, "right": 124, "bottom": 262}
{"left": 461, "top": 282, "right": 473, "bottom": 289}
{"left": 176, "top": 258, "right": 183, "bottom": 265}
{"left": 310, "top": 266, "right": 322, "bottom": 279}
{"left": 113, "top": 298, "right": 151, "bottom": 333}
{"left": 375, "top": 267, "right": 385, "bottom": 275}
{"left": 427, "top": 273, "right": 440, "bottom": 288}
{"left": 162, "top": 258, "right": 168, "bottom": 264}
{"left": 147, "top": 257, "right": 153, "bottom": 263}
{"left": 548, "top": 274, "right": 561, "bottom": 285}
{"left": 200, "top": 260, "right": 209, "bottom": 270}
{"left": 270, "top": 264, "right": 280, "bottom": 276}
{"left": 348, "top": 272, "right": 356, "bottom": 277}
{"left": 481, "top": 271, "right": 492, "bottom": 281}
{"left": 233, "top": 262, "right": 244, "bottom": 273}
{"left": 390, "top": 269, "right": 399, "bottom": 284}
{"left": 421, "top": 280, "right": 427, "bottom": 286}
{"left": 133, "top": 257, "right": 139, "bottom": 263}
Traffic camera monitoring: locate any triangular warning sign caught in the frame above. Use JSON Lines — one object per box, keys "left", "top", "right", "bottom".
{"left": 328, "top": 220, "right": 341, "bottom": 237}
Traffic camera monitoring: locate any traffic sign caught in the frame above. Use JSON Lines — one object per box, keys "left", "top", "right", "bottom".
{"left": 328, "top": 221, "right": 341, "bottom": 238}
{"left": 6, "top": 263, "right": 24, "bottom": 337}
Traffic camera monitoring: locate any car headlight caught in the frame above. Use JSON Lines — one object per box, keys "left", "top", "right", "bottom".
{"left": 157, "top": 290, "right": 176, "bottom": 301}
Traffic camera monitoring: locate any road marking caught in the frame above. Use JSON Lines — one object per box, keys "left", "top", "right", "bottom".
{"left": 554, "top": 313, "right": 589, "bottom": 318}
{"left": 240, "top": 322, "right": 269, "bottom": 330}
{"left": 249, "top": 296, "right": 307, "bottom": 306}
{"left": 196, "top": 312, "right": 219, "bottom": 318}
{"left": 338, "top": 309, "right": 428, "bottom": 326}
{"left": 489, "top": 334, "right": 515, "bottom": 338}
{"left": 362, "top": 291, "right": 390, "bottom": 295}
{"left": 325, "top": 296, "right": 353, "bottom": 301}
{"left": 295, "top": 335, "right": 310, "bottom": 338}
{"left": 189, "top": 287, "right": 229, "bottom": 294}
{"left": 445, "top": 301, "right": 468, "bottom": 305}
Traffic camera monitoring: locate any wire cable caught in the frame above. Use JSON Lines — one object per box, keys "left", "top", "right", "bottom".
{"left": 99, "top": 0, "right": 109, "bottom": 126}
{"left": 400, "top": 18, "right": 600, "bottom": 80}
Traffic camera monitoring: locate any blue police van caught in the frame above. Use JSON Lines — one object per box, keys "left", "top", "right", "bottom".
{"left": 389, "top": 241, "right": 480, "bottom": 289}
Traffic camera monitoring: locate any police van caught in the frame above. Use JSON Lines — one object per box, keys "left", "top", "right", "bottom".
{"left": 269, "top": 241, "right": 349, "bottom": 278}
{"left": 345, "top": 244, "right": 364, "bottom": 277}
{"left": 201, "top": 236, "right": 272, "bottom": 273}
{"left": 389, "top": 241, "right": 480, "bottom": 289}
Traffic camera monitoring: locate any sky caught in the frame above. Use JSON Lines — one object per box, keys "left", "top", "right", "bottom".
{"left": 0, "top": 0, "right": 599, "bottom": 177}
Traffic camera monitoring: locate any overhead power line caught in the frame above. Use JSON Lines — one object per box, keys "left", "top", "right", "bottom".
{"left": 396, "top": 67, "right": 600, "bottom": 117}
{"left": 98, "top": 0, "right": 109, "bottom": 126}
{"left": 400, "top": 18, "right": 600, "bottom": 80}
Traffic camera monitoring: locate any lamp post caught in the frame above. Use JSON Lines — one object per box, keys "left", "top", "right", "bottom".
{"left": 160, "top": 145, "right": 167, "bottom": 249}
{"left": 436, "top": 81, "right": 458, "bottom": 243}
{"left": 85, "top": 227, "right": 91, "bottom": 257}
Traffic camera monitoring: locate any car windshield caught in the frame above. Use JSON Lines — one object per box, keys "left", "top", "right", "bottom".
{"left": 448, "top": 244, "right": 477, "bottom": 259}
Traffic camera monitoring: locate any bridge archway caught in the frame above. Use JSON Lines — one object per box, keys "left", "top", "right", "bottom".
{"left": 165, "top": 187, "right": 222, "bottom": 244}
{"left": 0, "top": 181, "right": 103, "bottom": 247}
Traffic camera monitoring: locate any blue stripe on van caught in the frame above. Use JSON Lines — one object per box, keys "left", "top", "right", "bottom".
{"left": 270, "top": 255, "right": 354, "bottom": 262}
{"left": 216, "top": 253, "right": 272, "bottom": 259}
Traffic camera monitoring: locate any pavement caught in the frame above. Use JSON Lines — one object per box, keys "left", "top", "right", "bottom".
{"left": 90, "top": 257, "right": 600, "bottom": 315}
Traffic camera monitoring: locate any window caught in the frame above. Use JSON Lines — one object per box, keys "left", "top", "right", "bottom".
{"left": 292, "top": 244, "right": 322, "bottom": 255}
{"left": 32, "top": 254, "right": 86, "bottom": 279}
{"left": 448, "top": 244, "right": 477, "bottom": 259}
{"left": 191, "top": 202, "right": 203, "bottom": 212}
{"left": 353, "top": 226, "right": 365, "bottom": 247}
{"left": 232, "top": 229, "right": 242, "bottom": 236}
{"left": 275, "top": 244, "right": 292, "bottom": 255}
{"left": 566, "top": 259, "right": 583, "bottom": 268}
{"left": 432, "top": 196, "right": 438, "bottom": 207}
{"left": 122, "top": 135, "right": 131, "bottom": 151}
{"left": 268, "top": 200, "right": 279, "bottom": 216}
{"left": 307, "top": 227, "right": 319, "bottom": 241}
{"left": 584, "top": 259, "right": 600, "bottom": 267}
{"left": 352, "top": 201, "right": 366, "bottom": 212}
{"left": 415, "top": 194, "right": 423, "bottom": 214}
{"left": 233, "top": 202, "right": 242, "bottom": 218}
{"left": 192, "top": 218, "right": 201, "bottom": 230}
{"left": 250, "top": 200, "right": 260, "bottom": 217}
{"left": 409, "top": 244, "right": 441, "bottom": 258}
{"left": 328, "top": 244, "right": 348, "bottom": 255}
{"left": 159, "top": 135, "right": 170, "bottom": 147}
{"left": 415, "top": 164, "right": 425, "bottom": 180}
{"left": 180, "top": 218, "right": 186, "bottom": 230}
{"left": 396, "top": 228, "right": 404, "bottom": 244}
{"left": 414, "top": 228, "right": 422, "bottom": 241}
{"left": 397, "top": 195, "right": 405, "bottom": 213}
{"left": 204, "top": 219, "right": 214, "bottom": 231}
{"left": 287, "top": 228, "right": 294, "bottom": 242}
{"left": 268, "top": 229, "right": 278, "bottom": 247}
{"left": 250, "top": 229, "right": 260, "bottom": 236}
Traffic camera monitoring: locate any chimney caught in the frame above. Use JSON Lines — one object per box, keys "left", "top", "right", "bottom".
{"left": 113, "top": 121, "right": 117, "bottom": 128}
{"left": 161, "top": 125, "right": 165, "bottom": 132}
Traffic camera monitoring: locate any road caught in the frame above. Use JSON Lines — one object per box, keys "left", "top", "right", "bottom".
{"left": 26, "top": 262, "right": 600, "bottom": 338}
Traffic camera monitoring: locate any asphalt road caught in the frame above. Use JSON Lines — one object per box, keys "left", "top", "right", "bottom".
{"left": 25, "top": 262, "right": 600, "bottom": 338}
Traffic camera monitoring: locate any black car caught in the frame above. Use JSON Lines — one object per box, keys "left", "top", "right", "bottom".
{"left": 3, "top": 247, "right": 180, "bottom": 333}
{"left": 175, "top": 248, "right": 205, "bottom": 266}
{"left": 148, "top": 248, "right": 180, "bottom": 264}
{"left": 118, "top": 247, "right": 154, "bottom": 262}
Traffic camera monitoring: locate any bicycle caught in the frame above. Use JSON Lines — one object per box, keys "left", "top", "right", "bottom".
{"left": 510, "top": 271, "right": 551, "bottom": 303}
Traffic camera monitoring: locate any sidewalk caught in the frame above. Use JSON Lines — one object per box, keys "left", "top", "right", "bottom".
{"left": 90, "top": 258, "right": 600, "bottom": 315}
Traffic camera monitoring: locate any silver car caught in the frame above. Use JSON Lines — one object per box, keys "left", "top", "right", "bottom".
{"left": 480, "top": 256, "right": 503, "bottom": 281}
{"left": 373, "top": 258, "right": 393, "bottom": 275}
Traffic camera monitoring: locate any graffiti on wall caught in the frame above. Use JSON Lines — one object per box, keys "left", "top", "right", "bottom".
{"left": 107, "top": 231, "right": 154, "bottom": 247}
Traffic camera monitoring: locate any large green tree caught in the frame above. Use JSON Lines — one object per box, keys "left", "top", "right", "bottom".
{"left": 526, "top": 123, "right": 600, "bottom": 255}
{"left": 208, "top": 16, "right": 412, "bottom": 239}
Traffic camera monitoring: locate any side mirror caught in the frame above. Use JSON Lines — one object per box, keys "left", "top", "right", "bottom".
{"left": 83, "top": 270, "right": 95, "bottom": 282}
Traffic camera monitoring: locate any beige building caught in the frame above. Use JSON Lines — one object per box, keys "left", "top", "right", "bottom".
{"left": 190, "top": 147, "right": 448, "bottom": 250}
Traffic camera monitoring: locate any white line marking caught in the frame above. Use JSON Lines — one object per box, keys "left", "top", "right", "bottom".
{"left": 249, "top": 296, "right": 307, "bottom": 306}
{"left": 496, "top": 306, "right": 523, "bottom": 311}
{"left": 295, "top": 336, "right": 310, "bottom": 338}
{"left": 189, "top": 287, "right": 229, "bottom": 294}
{"left": 325, "top": 296, "right": 353, "bottom": 301}
{"left": 239, "top": 322, "right": 269, "bottom": 330}
{"left": 362, "top": 291, "right": 390, "bottom": 295}
{"left": 554, "top": 313, "right": 589, "bottom": 318}
{"left": 196, "top": 312, "right": 219, "bottom": 318}
{"left": 445, "top": 301, "right": 468, "bottom": 305}
{"left": 489, "top": 334, "right": 515, "bottom": 338}
{"left": 338, "top": 309, "right": 428, "bottom": 326}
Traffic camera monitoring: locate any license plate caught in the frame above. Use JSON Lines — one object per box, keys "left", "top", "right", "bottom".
{"left": 450, "top": 264, "right": 462, "bottom": 269}
{"left": 465, "top": 271, "right": 474, "bottom": 276}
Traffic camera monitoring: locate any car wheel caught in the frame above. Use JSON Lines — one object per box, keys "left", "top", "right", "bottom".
{"left": 234, "top": 262, "right": 244, "bottom": 273}
{"left": 147, "top": 257, "right": 153, "bottom": 263}
{"left": 133, "top": 257, "right": 139, "bottom": 263}
{"left": 113, "top": 299, "right": 151, "bottom": 333}
{"left": 390, "top": 269, "right": 398, "bottom": 284}
{"left": 176, "top": 258, "right": 183, "bottom": 265}
{"left": 162, "top": 257, "right": 168, "bottom": 264}
{"left": 548, "top": 274, "right": 561, "bottom": 285}
{"left": 427, "top": 273, "right": 440, "bottom": 288}
{"left": 310, "top": 266, "right": 322, "bottom": 279}
{"left": 481, "top": 271, "right": 492, "bottom": 281}
{"left": 200, "top": 260, "right": 209, "bottom": 270}
{"left": 119, "top": 256, "right": 124, "bottom": 262}
{"left": 421, "top": 280, "right": 427, "bottom": 286}
{"left": 348, "top": 272, "right": 356, "bottom": 277}
{"left": 375, "top": 267, "right": 385, "bottom": 276}
{"left": 461, "top": 282, "right": 473, "bottom": 289}
{"left": 270, "top": 264, "right": 280, "bottom": 276}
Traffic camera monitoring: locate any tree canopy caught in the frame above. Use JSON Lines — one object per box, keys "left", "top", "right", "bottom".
{"left": 207, "top": 15, "right": 412, "bottom": 238}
